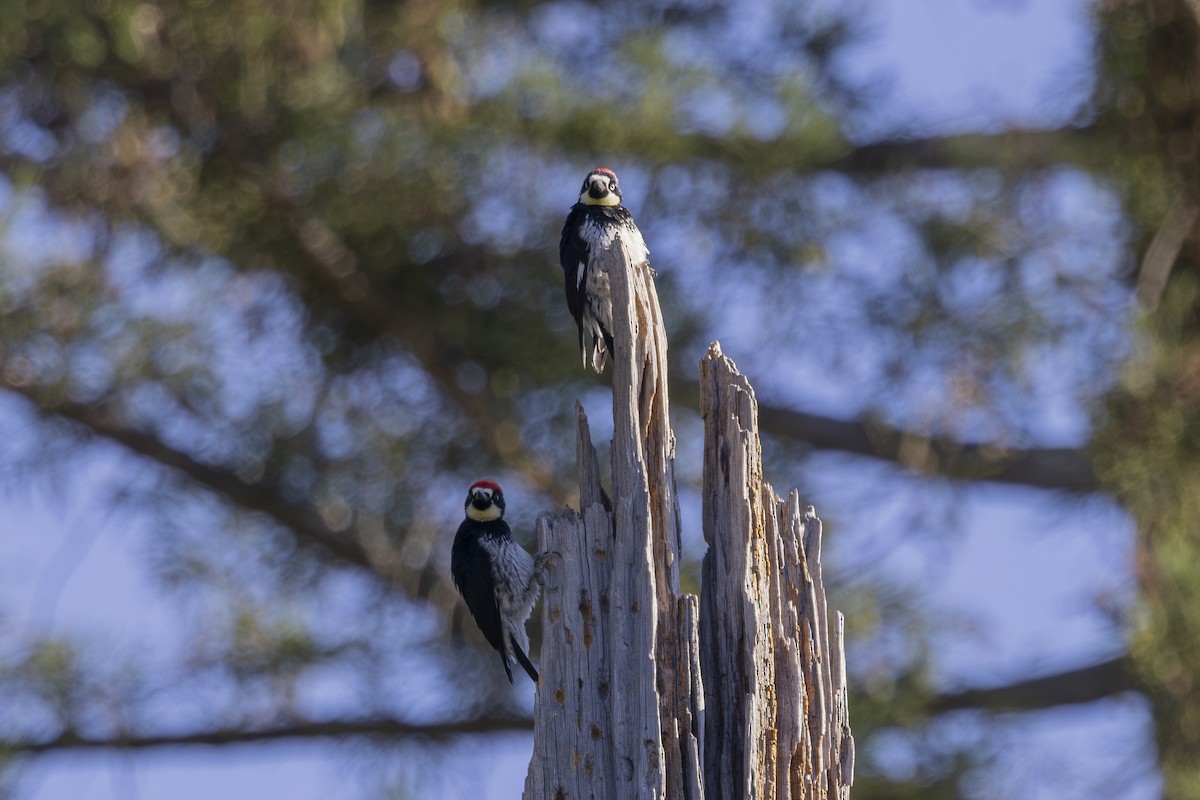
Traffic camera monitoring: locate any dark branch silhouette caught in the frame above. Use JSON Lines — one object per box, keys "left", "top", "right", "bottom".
{"left": 754, "top": 402, "right": 1099, "bottom": 492}
{"left": 6, "top": 715, "right": 535, "bottom": 756}
{"left": 501, "top": 119, "right": 1103, "bottom": 177}
{"left": 929, "top": 656, "right": 1133, "bottom": 714}
{"left": 1, "top": 385, "right": 382, "bottom": 574}
{"left": 2, "top": 657, "right": 1132, "bottom": 760}
{"left": 826, "top": 128, "right": 1104, "bottom": 175}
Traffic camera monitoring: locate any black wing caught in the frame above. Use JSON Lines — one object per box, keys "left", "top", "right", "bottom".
{"left": 450, "top": 522, "right": 512, "bottom": 682}
{"left": 558, "top": 204, "right": 588, "bottom": 353}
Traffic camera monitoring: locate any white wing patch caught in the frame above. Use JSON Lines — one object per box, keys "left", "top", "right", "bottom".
{"left": 618, "top": 225, "right": 650, "bottom": 267}
{"left": 583, "top": 265, "right": 612, "bottom": 338}
{"left": 578, "top": 214, "right": 648, "bottom": 266}
{"left": 578, "top": 217, "right": 619, "bottom": 250}
{"left": 574, "top": 211, "right": 651, "bottom": 373}
{"left": 478, "top": 535, "right": 540, "bottom": 659}
{"left": 479, "top": 537, "right": 539, "bottom": 620}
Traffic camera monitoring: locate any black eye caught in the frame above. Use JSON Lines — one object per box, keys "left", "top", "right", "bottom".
{"left": 609, "top": 182, "right": 617, "bottom": 190}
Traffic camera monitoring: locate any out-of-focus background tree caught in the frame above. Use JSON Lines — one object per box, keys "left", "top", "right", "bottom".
{"left": 1, "top": 0, "right": 1197, "bottom": 797}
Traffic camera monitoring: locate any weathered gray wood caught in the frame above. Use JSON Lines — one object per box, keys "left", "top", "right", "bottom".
{"left": 523, "top": 406, "right": 616, "bottom": 800}
{"left": 604, "top": 217, "right": 698, "bottom": 800}
{"left": 525, "top": 224, "right": 701, "bottom": 799}
{"left": 699, "top": 342, "right": 854, "bottom": 800}
{"left": 525, "top": 235, "right": 851, "bottom": 799}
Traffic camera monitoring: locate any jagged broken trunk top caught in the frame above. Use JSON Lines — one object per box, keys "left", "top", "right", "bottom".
{"left": 524, "top": 233, "right": 852, "bottom": 799}
{"left": 699, "top": 344, "right": 853, "bottom": 800}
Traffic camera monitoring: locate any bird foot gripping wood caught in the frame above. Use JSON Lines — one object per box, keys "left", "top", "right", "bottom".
{"left": 534, "top": 550, "right": 562, "bottom": 592}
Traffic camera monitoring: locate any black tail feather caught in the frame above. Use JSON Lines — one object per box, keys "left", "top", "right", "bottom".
{"left": 498, "top": 647, "right": 514, "bottom": 684}
{"left": 578, "top": 321, "right": 587, "bottom": 369}
{"left": 510, "top": 634, "right": 539, "bottom": 683}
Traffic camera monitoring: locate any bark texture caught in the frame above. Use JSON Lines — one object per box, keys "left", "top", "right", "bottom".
{"left": 525, "top": 226, "right": 701, "bottom": 800}
{"left": 525, "top": 232, "right": 851, "bottom": 799}
{"left": 700, "top": 343, "right": 853, "bottom": 800}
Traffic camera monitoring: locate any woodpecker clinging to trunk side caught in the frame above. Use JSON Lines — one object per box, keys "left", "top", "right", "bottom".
{"left": 559, "top": 167, "right": 651, "bottom": 373}
{"left": 450, "top": 480, "right": 545, "bottom": 683}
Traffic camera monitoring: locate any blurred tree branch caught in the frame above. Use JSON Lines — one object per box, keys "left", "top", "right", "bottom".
{"left": 2, "top": 657, "right": 1133, "bottom": 759}
{"left": 4, "top": 714, "right": 535, "bottom": 755}
{"left": 499, "top": 115, "right": 1103, "bottom": 176}
{"left": 753, "top": 401, "right": 1099, "bottom": 492}
{"left": 928, "top": 656, "right": 1134, "bottom": 714}
{"left": 2, "top": 384, "right": 398, "bottom": 581}
{"left": 826, "top": 127, "right": 1104, "bottom": 175}
{"left": 257, "top": 182, "right": 573, "bottom": 505}
{"left": 1135, "top": 194, "right": 1199, "bottom": 311}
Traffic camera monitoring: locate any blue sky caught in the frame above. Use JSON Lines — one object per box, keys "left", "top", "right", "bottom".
{"left": 0, "top": 1, "right": 1161, "bottom": 798}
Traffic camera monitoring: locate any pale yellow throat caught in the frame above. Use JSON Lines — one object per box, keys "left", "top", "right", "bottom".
{"left": 582, "top": 194, "right": 621, "bottom": 207}
{"left": 466, "top": 504, "right": 503, "bottom": 522}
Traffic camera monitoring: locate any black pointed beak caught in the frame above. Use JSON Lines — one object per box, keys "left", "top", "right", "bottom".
{"left": 587, "top": 182, "right": 608, "bottom": 200}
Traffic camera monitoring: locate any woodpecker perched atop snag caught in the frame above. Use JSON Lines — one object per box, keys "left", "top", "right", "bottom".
{"left": 559, "top": 167, "right": 650, "bottom": 373}
{"left": 450, "top": 480, "right": 546, "bottom": 683}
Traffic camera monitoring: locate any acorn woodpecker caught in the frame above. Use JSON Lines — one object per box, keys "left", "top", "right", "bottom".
{"left": 450, "top": 480, "right": 544, "bottom": 683}
{"left": 559, "top": 167, "right": 650, "bottom": 373}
